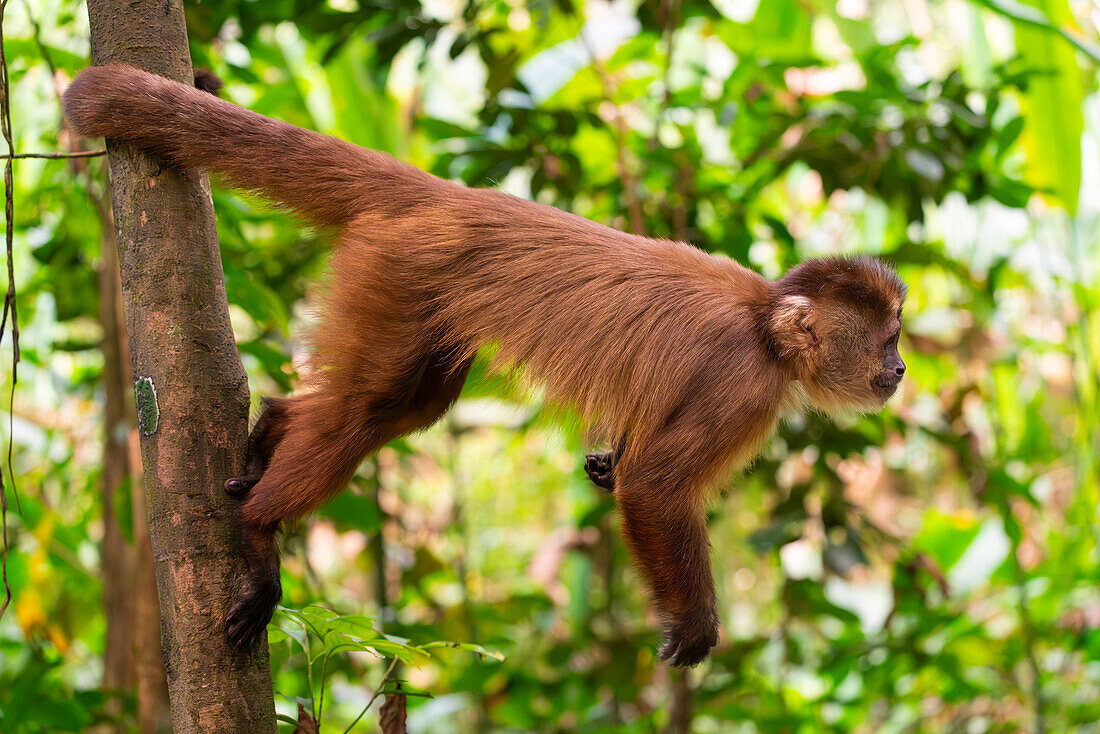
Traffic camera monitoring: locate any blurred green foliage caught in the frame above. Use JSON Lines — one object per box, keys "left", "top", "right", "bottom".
{"left": 2, "top": 0, "right": 1100, "bottom": 731}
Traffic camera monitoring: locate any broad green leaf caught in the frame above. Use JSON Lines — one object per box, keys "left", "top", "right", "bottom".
{"left": 1014, "top": 0, "right": 1084, "bottom": 213}
{"left": 266, "top": 627, "right": 290, "bottom": 644}
{"left": 325, "top": 614, "right": 380, "bottom": 639}
{"left": 913, "top": 511, "right": 982, "bottom": 573}
{"left": 421, "top": 641, "right": 506, "bottom": 661}
{"left": 364, "top": 639, "right": 432, "bottom": 662}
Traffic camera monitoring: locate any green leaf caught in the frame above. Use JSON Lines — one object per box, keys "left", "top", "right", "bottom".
{"left": 715, "top": 0, "right": 815, "bottom": 64}
{"left": 421, "top": 641, "right": 506, "bottom": 661}
{"left": 968, "top": 0, "right": 1100, "bottom": 62}
{"left": 364, "top": 639, "right": 432, "bottom": 662}
{"left": 237, "top": 339, "right": 293, "bottom": 392}
{"left": 318, "top": 489, "right": 382, "bottom": 533}
{"left": 266, "top": 627, "right": 290, "bottom": 644}
{"left": 325, "top": 614, "right": 380, "bottom": 639}
{"left": 275, "top": 713, "right": 303, "bottom": 727}
{"left": 1014, "top": 0, "right": 1084, "bottom": 213}
{"left": 913, "top": 511, "right": 982, "bottom": 572}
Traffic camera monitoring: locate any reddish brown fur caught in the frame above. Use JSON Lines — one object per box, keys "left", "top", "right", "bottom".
{"left": 63, "top": 64, "right": 907, "bottom": 666}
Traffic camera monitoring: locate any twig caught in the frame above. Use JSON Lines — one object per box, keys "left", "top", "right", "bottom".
{"left": 579, "top": 29, "right": 646, "bottom": 236}
{"left": 1013, "top": 548, "right": 1047, "bottom": 733}
{"left": 21, "top": 0, "right": 110, "bottom": 219}
{"left": 647, "top": 0, "right": 681, "bottom": 155}
{"left": 0, "top": 0, "right": 19, "bottom": 622}
{"left": 342, "top": 656, "right": 400, "bottom": 734}
{"left": 448, "top": 418, "right": 488, "bottom": 729}
{"left": 316, "top": 648, "right": 330, "bottom": 728}
{"left": 20, "top": 0, "right": 55, "bottom": 77}
{"left": 1, "top": 150, "right": 106, "bottom": 160}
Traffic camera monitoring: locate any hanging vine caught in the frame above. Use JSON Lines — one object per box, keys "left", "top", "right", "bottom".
{"left": 0, "top": 0, "right": 18, "bottom": 621}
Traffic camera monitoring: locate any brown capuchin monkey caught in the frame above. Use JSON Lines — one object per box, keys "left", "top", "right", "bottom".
{"left": 63, "top": 64, "right": 907, "bottom": 667}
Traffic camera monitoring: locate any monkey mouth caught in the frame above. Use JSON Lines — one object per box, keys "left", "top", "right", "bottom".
{"left": 872, "top": 374, "right": 901, "bottom": 398}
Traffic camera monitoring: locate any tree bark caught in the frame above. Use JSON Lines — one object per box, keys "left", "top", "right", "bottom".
{"left": 98, "top": 200, "right": 170, "bottom": 732}
{"left": 667, "top": 669, "right": 693, "bottom": 734}
{"left": 82, "top": 1, "right": 275, "bottom": 731}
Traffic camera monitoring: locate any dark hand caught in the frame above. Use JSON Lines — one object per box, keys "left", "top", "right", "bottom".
{"left": 658, "top": 608, "right": 719, "bottom": 668}
{"left": 584, "top": 451, "right": 617, "bottom": 491}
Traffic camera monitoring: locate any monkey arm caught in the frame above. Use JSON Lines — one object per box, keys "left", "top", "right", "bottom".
{"left": 612, "top": 418, "right": 728, "bottom": 667}
{"left": 616, "top": 485, "right": 718, "bottom": 667}
{"left": 611, "top": 368, "right": 781, "bottom": 666}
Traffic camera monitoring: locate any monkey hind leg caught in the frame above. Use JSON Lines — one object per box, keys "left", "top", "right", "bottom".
{"left": 226, "top": 341, "right": 472, "bottom": 648}
{"left": 227, "top": 345, "right": 465, "bottom": 647}
{"left": 225, "top": 398, "right": 296, "bottom": 646}
{"left": 396, "top": 348, "right": 473, "bottom": 434}
{"left": 226, "top": 389, "right": 397, "bottom": 647}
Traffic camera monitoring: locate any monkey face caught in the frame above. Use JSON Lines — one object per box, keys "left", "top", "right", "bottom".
{"left": 771, "top": 256, "right": 907, "bottom": 414}
{"left": 871, "top": 322, "right": 905, "bottom": 399}
{"left": 801, "top": 306, "right": 905, "bottom": 413}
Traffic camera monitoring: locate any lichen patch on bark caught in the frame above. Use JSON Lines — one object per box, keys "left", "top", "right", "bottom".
{"left": 134, "top": 376, "right": 160, "bottom": 435}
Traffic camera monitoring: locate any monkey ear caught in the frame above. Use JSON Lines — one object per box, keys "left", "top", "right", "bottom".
{"left": 770, "top": 295, "right": 817, "bottom": 360}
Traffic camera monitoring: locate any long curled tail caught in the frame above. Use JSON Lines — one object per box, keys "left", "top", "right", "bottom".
{"left": 63, "top": 64, "right": 438, "bottom": 227}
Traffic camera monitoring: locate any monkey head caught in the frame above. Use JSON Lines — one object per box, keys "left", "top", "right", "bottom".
{"left": 769, "top": 256, "right": 907, "bottom": 413}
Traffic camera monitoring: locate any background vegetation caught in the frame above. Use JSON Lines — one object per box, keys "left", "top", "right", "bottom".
{"left": 2, "top": 0, "right": 1100, "bottom": 730}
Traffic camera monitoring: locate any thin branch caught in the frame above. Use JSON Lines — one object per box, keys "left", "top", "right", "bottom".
{"left": 21, "top": 0, "right": 110, "bottom": 214}
{"left": 20, "top": 0, "right": 110, "bottom": 220}
{"left": 342, "top": 656, "right": 400, "bottom": 734}
{"left": 1, "top": 150, "right": 106, "bottom": 160}
{"left": 579, "top": 29, "right": 646, "bottom": 236}
{"left": 20, "top": 0, "right": 56, "bottom": 78}
{"left": 316, "top": 648, "right": 330, "bottom": 728}
{"left": 1013, "top": 546, "right": 1047, "bottom": 733}
{"left": 647, "top": 0, "right": 681, "bottom": 156}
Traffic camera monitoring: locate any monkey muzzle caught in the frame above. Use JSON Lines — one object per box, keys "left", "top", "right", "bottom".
{"left": 873, "top": 370, "right": 904, "bottom": 397}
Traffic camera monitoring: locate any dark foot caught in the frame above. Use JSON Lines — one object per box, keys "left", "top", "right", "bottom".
{"left": 226, "top": 573, "right": 282, "bottom": 648}
{"left": 193, "top": 68, "right": 224, "bottom": 96}
{"left": 224, "top": 474, "right": 261, "bottom": 497}
{"left": 584, "top": 451, "right": 617, "bottom": 491}
{"left": 226, "top": 396, "right": 290, "bottom": 498}
{"left": 658, "top": 610, "right": 719, "bottom": 668}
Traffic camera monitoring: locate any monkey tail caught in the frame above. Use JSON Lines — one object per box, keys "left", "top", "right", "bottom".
{"left": 63, "top": 64, "right": 435, "bottom": 227}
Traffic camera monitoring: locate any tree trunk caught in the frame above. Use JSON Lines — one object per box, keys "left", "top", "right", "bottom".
{"left": 81, "top": 1, "right": 275, "bottom": 731}
{"left": 667, "top": 669, "right": 693, "bottom": 734}
{"left": 98, "top": 203, "right": 170, "bottom": 732}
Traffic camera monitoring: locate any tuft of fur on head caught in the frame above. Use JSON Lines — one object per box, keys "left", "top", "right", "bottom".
{"left": 777, "top": 255, "right": 907, "bottom": 314}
